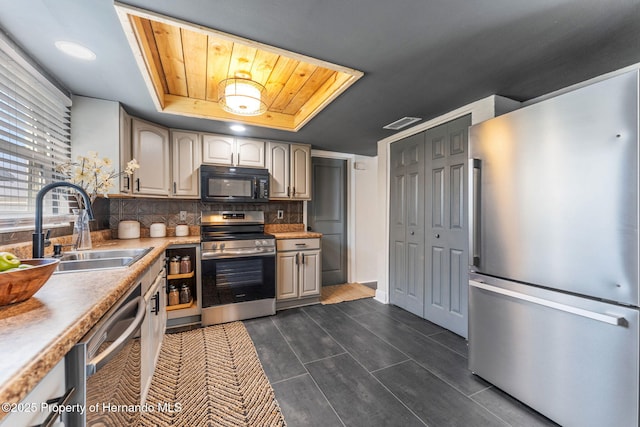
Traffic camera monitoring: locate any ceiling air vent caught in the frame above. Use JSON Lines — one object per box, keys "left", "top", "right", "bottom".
{"left": 383, "top": 116, "right": 422, "bottom": 130}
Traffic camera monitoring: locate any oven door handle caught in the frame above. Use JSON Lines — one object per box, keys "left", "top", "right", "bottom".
{"left": 86, "top": 296, "right": 146, "bottom": 377}
{"left": 202, "top": 249, "right": 275, "bottom": 259}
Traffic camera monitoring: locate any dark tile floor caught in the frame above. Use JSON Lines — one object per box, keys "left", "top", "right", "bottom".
{"left": 244, "top": 297, "right": 559, "bottom": 427}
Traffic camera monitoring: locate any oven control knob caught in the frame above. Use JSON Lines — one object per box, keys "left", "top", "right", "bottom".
{"left": 262, "top": 240, "right": 270, "bottom": 247}
{"left": 220, "top": 243, "right": 225, "bottom": 250}
{"left": 210, "top": 243, "right": 217, "bottom": 249}
{"left": 255, "top": 240, "right": 262, "bottom": 246}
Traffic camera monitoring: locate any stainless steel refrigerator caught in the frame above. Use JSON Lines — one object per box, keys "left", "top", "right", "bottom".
{"left": 468, "top": 70, "right": 639, "bottom": 427}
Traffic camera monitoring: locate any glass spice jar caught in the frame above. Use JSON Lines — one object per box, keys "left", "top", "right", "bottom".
{"left": 179, "top": 284, "right": 191, "bottom": 304}
{"left": 169, "top": 256, "right": 181, "bottom": 275}
{"left": 168, "top": 284, "right": 179, "bottom": 306}
{"left": 180, "top": 255, "right": 191, "bottom": 274}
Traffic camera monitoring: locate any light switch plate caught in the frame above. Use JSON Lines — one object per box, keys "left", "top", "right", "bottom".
{"left": 179, "top": 210, "right": 187, "bottom": 222}
{"left": 277, "top": 210, "right": 284, "bottom": 219}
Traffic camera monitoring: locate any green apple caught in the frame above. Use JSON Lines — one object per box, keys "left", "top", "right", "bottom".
{"left": 0, "top": 252, "right": 21, "bottom": 272}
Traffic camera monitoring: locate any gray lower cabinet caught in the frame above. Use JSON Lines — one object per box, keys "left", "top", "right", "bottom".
{"left": 141, "top": 256, "right": 167, "bottom": 404}
{"left": 0, "top": 359, "right": 67, "bottom": 426}
{"left": 276, "top": 238, "right": 321, "bottom": 309}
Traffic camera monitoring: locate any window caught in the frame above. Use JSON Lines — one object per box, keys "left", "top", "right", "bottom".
{"left": 0, "top": 34, "right": 73, "bottom": 230}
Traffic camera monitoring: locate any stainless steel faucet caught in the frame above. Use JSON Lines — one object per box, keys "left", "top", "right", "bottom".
{"left": 32, "top": 182, "right": 94, "bottom": 258}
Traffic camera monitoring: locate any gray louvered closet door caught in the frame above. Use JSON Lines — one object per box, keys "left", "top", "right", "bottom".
{"left": 389, "top": 133, "right": 425, "bottom": 317}
{"left": 389, "top": 114, "right": 471, "bottom": 338}
{"left": 424, "top": 115, "right": 470, "bottom": 338}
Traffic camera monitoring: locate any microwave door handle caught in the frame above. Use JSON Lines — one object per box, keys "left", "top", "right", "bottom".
{"left": 254, "top": 177, "right": 258, "bottom": 199}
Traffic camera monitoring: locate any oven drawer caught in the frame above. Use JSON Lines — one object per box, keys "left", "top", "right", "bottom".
{"left": 277, "top": 238, "right": 320, "bottom": 251}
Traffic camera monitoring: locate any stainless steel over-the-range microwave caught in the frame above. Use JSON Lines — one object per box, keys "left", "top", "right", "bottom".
{"left": 200, "top": 165, "right": 269, "bottom": 203}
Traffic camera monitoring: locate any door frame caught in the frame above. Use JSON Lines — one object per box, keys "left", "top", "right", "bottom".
{"left": 308, "top": 150, "right": 356, "bottom": 284}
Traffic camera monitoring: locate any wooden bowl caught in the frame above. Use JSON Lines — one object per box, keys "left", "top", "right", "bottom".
{"left": 0, "top": 258, "right": 60, "bottom": 306}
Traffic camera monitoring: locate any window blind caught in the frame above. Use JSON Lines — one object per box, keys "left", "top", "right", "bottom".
{"left": 0, "top": 36, "right": 73, "bottom": 229}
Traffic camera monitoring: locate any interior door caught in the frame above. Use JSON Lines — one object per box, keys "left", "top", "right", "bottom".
{"left": 424, "top": 115, "right": 471, "bottom": 337}
{"left": 389, "top": 134, "right": 425, "bottom": 316}
{"left": 308, "top": 157, "right": 347, "bottom": 286}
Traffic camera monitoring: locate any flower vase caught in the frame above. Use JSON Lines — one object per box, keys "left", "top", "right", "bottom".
{"left": 72, "top": 208, "right": 92, "bottom": 250}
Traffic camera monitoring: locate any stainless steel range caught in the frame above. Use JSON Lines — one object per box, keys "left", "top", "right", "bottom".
{"left": 200, "top": 211, "right": 276, "bottom": 325}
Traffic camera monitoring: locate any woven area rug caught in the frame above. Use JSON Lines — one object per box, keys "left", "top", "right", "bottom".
{"left": 141, "top": 322, "right": 286, "bottom": 427}
{"left": 320, "top": 282, "right": 375, "bottom": 305}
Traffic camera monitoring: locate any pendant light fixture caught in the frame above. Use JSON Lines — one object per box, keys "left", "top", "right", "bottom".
{"left": 218, "top": 72, "right": 267, "bottom": 116}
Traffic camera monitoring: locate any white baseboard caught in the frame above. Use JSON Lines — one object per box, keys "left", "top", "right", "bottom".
{"left": 374, "top": 288, "right": 388, "bottom": 304}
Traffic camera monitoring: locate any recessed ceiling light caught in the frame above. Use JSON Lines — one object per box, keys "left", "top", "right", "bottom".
{"left": 230, "top": 124, "right": 246, "bottom": 132}
{"left": 55, "top": 41, "right": 96, "bottom": 60}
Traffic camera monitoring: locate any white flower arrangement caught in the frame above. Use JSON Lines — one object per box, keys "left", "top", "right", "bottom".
{"left": 56, "top": 151, "right": 140, "bottom": 208}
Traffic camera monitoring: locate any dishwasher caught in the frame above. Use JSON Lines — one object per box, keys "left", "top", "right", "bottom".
{"left": 66, "top": 283, "right": 146, "bottom": 426}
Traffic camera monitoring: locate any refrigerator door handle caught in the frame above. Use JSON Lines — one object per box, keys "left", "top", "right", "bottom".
{"left": 469, "top": 158, "right": 481, "bottom": 267}
{"left": 470, "top": 280, "right": 625, "bottom": 326}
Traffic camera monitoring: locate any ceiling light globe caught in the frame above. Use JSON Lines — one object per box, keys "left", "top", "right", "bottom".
{"left": 219, "top": 78, "right": 267, "bottom": 116}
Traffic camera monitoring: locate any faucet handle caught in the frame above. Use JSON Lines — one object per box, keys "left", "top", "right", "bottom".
{"left": 52, "top": 242, "right": 74, "bottom": 257}
{"left": 44, "top": 229, "right": 51, "bottom": 247}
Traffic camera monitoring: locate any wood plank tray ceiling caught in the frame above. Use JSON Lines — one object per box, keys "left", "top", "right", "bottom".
{"left": 115, "top": 3, "right": 363, "bottom": 132}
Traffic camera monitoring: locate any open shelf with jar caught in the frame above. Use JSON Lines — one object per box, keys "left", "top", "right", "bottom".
{"left": 165, "top": 245, "right": 201, "bottom": 325}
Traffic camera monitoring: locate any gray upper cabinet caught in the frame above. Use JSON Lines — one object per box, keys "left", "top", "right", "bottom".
{"left": 119, "top": 108, "right": 133, "bottom": 194}
{"left": 201, "top": 133, "right": 234, "bottom": 165}
{"left": 267, "top": 142, "right": 311, "bottom": 200}
{"left": 171, "top": 130, "right": 201, "bottom": 197}
{"left": 70, "top": 96, "right": 133, "bottom": 195}
{"left": 236, "top": 138, "right": 266, "bottom": 168}
{"left": 290, "top": 144, "right": 311, "bottom": 199}
{"left": 131, "top": 118, "right": 171, "bottom": 196}
{"left": 201, "top": 133, "right": 265, "bottom": 168}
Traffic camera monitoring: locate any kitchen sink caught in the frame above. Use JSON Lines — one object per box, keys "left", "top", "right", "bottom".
{"left": 57, "top": 248, "right": 152, "bottom": 261}
{"left": 54, "top": 247, "right": 153, "bottom": 273}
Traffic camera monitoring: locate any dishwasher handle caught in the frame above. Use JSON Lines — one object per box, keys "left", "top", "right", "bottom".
{"left": 86, "top": 296, "right": 146, "bottom": 376}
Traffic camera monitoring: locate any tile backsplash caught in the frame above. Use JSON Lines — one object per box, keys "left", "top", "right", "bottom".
{"left": 0, "top": 197, "right": 303, "bottom": 246}
{"left": 110, "top": 198, "right": 302, "bottom": 234}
